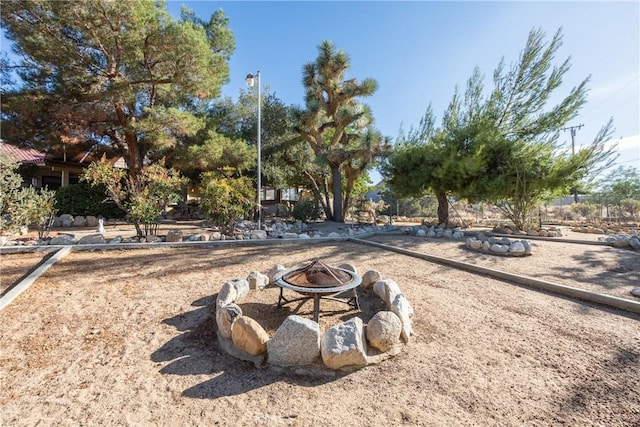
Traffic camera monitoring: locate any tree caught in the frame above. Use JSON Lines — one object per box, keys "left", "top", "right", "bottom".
{"left": 198, "top": 173, "right": 255, "bottom": 233}
{"left": 596, "top": 166, "right": 640, "bottom": 220}
{"left": 295, "top": 41, "right": 387, "bottom": 222}
{"left": 386, "top": 28, "right": 616, "bottom": 228}
{"left": 1, "top": 0, "right": 234, "bottom": 186}
{"left": 82, "top": 158, "right": 186, "bottom": 236}
{"left": 598, "top": 166, "right": 640, "bottom": 201}
{"left": 0, "top": 151, "right": 55, "bottom": 238}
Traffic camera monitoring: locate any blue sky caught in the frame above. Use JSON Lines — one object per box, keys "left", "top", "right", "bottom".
{"left": 2, "top": 1, "right": 638, "bottom": 179}
{"left": 165, "top": 0, "right": 639, "bottom": 179}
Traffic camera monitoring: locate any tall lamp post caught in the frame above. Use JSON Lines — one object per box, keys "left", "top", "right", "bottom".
{"left": 245, "top": 71, "right": 262, "bottom": 230}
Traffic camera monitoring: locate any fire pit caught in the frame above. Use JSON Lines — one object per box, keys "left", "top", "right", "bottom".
{"left": 273, "top": 260, "right": 362, "bottom": 322}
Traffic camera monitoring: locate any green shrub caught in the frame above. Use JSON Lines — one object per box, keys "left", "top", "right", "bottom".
{"left": 55, "top": 183, "right": 125, "bottom": 218}
{"left": 199, "top": 173, "right": 255, "bottom": 233}
{"left": 1, "top": 153, "right": 55, "bottom": 238}
{"left": 292, "top": 197, "right": 324, "bottom": 222}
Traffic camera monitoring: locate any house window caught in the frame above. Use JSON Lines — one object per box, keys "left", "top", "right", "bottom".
{"left": 263, "top": 188, "right": 276, "bottom": 201}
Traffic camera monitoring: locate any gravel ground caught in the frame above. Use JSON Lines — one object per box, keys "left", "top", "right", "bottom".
{"left": 0, "top": 232, "right": 639, "bottom": 426}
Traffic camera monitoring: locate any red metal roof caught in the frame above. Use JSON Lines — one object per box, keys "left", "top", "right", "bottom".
{"left": 0, "top": 143, "right": 46, "bottom": 165}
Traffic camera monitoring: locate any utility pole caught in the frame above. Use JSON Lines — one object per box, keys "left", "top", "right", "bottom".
{"left": 561, "top": 123, "right": 584, "bottom": 203}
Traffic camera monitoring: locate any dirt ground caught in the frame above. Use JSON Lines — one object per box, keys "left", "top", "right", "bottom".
{"left": 0, "top": 229, "right": 639, "bottom": 426}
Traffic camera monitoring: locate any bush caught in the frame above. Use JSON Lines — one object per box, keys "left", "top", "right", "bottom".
{"left": 82, "top": 160, "right": 185, "bottom": 236}
{"left": 1, "top": 153, "right": 55, "bottom": 238}
{"left": 292, "top": 197, "right": 324, "bottom": 222}
{"left": 199, "top": 173, "right": 255, "bottom": 233}
{"left": 55, "top": 183, "right": 125, "bottom": 218}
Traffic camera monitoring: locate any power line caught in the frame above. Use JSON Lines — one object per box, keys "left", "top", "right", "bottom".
{"left": 561, "top": 124, "right": 584, "bottom": 203}
{"left": 582, "top": 74, "right": 640, "bottom": 115}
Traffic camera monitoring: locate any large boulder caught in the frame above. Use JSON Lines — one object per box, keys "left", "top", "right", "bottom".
{"left": 231, "top": 316, "right": 269, "bottom": 356}
{"left": 267, "top": 315, "right": 320, "bottom": 367}
{"left": 249, "top": 230, "right": 267, "bottom": 240}
{"left": 145, "top": 235, "right": 162, "bottom": 243}
{"left": 166, "top": 229, "right": 183, "bottom": 242}
{"left": 77, "top": 234, "right": 105, "bottom": 245}
{"left": 72, "top": 215, "right": 86, "bottom": 227}
{"left": 361, "top": 270, "right": 382, "bottom": 289}
{"left": 366, "top": 311, "right": 402, "bottom": 353}
{"left": 59, "top": 214, "right": 74, "bottom": 227}
{"left": 85, "top": 215, "right": 99, "bottom": 227}
{"left": 228, "top": 278, "right": 250, "bottom": 302}
{"left": 321, "top": 317, "right": 367, "bottom": 370}
{"left": 509, "top": 241, "right": 526, "bottom": 255}
{"left": 50, "top": 234, "right": 77, "bottom": 245}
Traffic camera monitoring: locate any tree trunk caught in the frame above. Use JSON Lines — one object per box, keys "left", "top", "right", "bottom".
{"left": 331, "top": 164, "right": 343, "bottom": 222}
{"left": 436, "top": 191, "right": 449, "bottom": 225}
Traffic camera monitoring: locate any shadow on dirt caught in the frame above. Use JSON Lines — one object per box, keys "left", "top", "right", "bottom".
{"left": 558, "top": 347, "right": 640, "bottom": 422}
{"left": 151, "top": 289, "right": 376, "bottom": 399}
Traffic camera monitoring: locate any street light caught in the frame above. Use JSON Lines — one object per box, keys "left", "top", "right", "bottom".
{"left": 245, "top": 71, "right": 262, "bottom": 230}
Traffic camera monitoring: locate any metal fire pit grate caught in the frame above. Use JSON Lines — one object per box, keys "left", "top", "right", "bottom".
{"left": 273, "top": 260, "right": 362, "bottom": 322}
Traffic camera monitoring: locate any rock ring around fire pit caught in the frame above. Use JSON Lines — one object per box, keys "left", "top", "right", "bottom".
{"left": 213, "top": 261, "right": 414, "bottom": 372}
{"left": 273, "top": 260, "right": 362, "bottom": 323}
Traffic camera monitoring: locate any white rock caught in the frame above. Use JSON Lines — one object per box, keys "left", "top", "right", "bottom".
{"left": 216, "top": 303, "right": 242, "bottom": 339}
{"left": 298, "top": 233, "right": 310, "bottom": 239}
{"left": 249, "top": 230, "right": 267, "bottom": 239}
{"left": 267, "top": 315, "right": 320, "bottom": 367}
{"left": 416, "top": 229, "right": 426, "bottom": 237}
{"left": 366, "top": 311, "right": 402, "bottom": 352}
{"left": 321, "top": 317, "right": 368, "bottom": 370}
{"left": 267, "top": 265, "right": 286, "bottom": 284}
{"left": 327, "top": 232, "right": 342, "bottom": 238}
{"left": 77, "top": 234, "right": 105, "bottom": 245}
{"left": 59, "top": 214, "right": 74, "bottom": 227}
{"left": 228, "top": 278, "right": 250, "bottom": 302}
{"left": 490, "top": 243, "right": 509, "bottom": 254}
{"left": 509, "top": 241, "right": 526, "bottom": 255}
{"left": 216, "top": 282, "right": 237, "bottom": 307}
{"left": 390, "top": 294, "right": 413, "bottom": 343}
{"left": 247, "top": 271, "right": 269, "bottom": 291}
{"left": 522, "top": 240, "right": 532, "bottom": 255}
{"left": 282, "top": 232, "right": 298, "bottom": 239}
{"left": 372, "top": 281, "right": 386, "bottom": 300}
{"left": 50, "top": 235, "right": 77, "bottom": 245}
{"left": 482, "top": 241, "right": 491, "bottom": 251}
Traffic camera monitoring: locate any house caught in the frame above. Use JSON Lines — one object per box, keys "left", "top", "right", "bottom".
{"left": 0, "top": 142, "right": 125, "bottom": 189}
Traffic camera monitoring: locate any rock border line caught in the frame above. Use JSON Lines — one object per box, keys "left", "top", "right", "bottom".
{"left": 352, "top": 238, "right": 640, "bottom": 316}
{"left": 1, "top": 232, "right": 639, "bottom": 316}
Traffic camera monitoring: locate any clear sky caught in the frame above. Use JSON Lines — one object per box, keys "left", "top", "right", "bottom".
{"left": 165, "top": 0, "right": 639, "bottom": 180}
{"left": 2, "top": 1, "right": 638, "bottom": 179}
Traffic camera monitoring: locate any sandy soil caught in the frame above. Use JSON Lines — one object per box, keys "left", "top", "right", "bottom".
{"left": 0, "top": 233, "right": 639, "bottom": 426}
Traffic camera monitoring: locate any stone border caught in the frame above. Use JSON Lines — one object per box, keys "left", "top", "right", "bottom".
{"left": 353, "top": 238, "right": 640, "bottom": 315}
{"left": 213, "top": 265, "right": 413, "bottom": 373}
{"left": 2, "top": 229, "right": 638, "bottom": 318}
{"left": 465, "top": 235, "right": 532, "bottom": 256}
